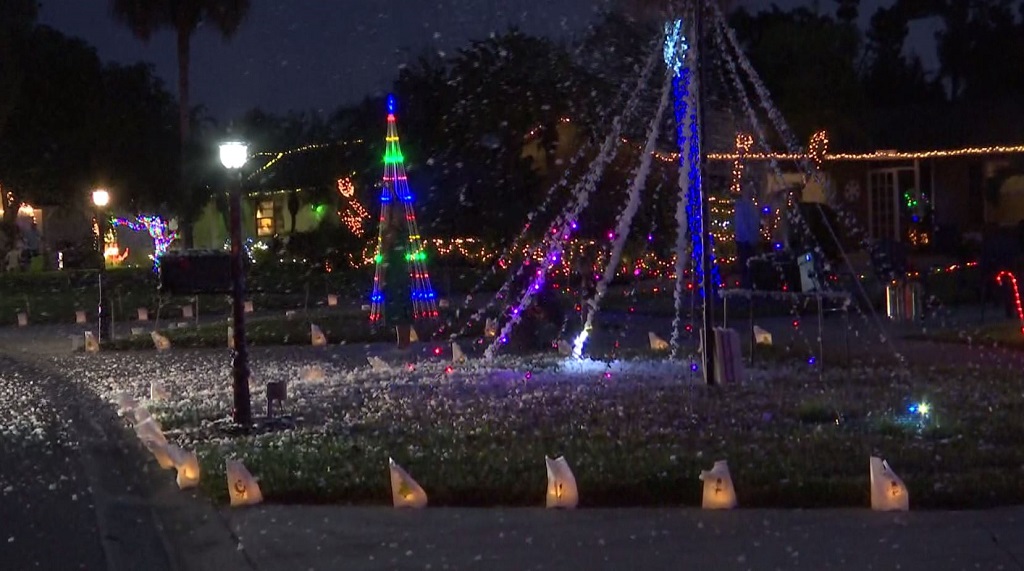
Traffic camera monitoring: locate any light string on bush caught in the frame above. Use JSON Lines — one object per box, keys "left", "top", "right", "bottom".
{"left": 110, "top": 215, "right": 178, "bottom": 273}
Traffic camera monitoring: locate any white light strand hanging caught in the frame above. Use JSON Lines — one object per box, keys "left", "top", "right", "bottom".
{"left": 711, "top": 6, "right": 905, "bottom": 366}
{"left": 573, "top": 69, "right": 674, "bottom": 358}
{"left": 453, "top": 144, "right": 593, "bottom": 339}
{"left": 484, "top": 38, "right": 665, "bottom": 360}
{"left": 711, "top": 17, "right": 826, "bottom": 363}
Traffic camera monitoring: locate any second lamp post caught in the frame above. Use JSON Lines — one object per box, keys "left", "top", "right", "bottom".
{"left": 220, "top": 141, "right": 252, "bottom": 427}
{"left": 92, "top": 188, "right": 112, "bottom": 342}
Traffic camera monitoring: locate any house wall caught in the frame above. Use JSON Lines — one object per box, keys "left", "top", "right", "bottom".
{"left": 191, "top": 191, "right": 335, "bottom": 249}
{"left": 930, "top": 157, "right": 980, "bottom": 234}
{"left": 994, "top": 175, "right": 1024, "bottom": 227}
{"left": 192, "top": 200, "right": 255, "bottom": 249}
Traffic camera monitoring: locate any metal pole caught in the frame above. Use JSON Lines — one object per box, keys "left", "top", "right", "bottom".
{"left": 817, "top": 293, "right": 824, "bottom": 372}
{"left": 229, "top": 172, "right": 252, "bottom": 427}
{"left": 695, "top": 0, "right": 716, "bottom": 385}
{"left": 748, "top": 296, "right": 754, "bottom": 366}
{"left": 97, "top": 211, "right": 112, "bottom": 342}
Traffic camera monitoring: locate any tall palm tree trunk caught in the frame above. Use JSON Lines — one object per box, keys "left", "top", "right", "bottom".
{"left": 177, "top": 26, "right": 195, "bottom": 248}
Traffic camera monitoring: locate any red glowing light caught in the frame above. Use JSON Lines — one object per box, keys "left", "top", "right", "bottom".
{"left": 996, "top": 271, "right": 1024, "bottom": 336}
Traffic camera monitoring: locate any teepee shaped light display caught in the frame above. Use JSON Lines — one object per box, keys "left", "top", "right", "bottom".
{"left": 369, "top": 94, "right": 438, "bottom": 327}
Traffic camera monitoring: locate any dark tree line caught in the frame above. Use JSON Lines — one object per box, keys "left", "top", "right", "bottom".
{"left": 0, "top": 1, "right": 179, "bottom": 252}
{"left": 4, "top": 0, "right": 1024, "bottom": 256}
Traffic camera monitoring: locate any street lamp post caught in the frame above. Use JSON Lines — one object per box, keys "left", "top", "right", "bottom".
{"left": 220, "top": 141, "right": 252, "bottom": 427}
{"left": 92, "top": 189, "right": 112, "bottom": 343}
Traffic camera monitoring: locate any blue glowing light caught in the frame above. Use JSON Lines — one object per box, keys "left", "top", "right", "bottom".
{"left": 386, "top": 94, "right": 396, "bottom": 114}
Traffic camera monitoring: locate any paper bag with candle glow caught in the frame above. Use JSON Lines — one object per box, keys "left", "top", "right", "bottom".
{"left": 545, "top": 456, "right": 578, "bottom": 509}
{"left": 869, "top": 456, "right": 909, "bottom": 511}
{"left": 699, "top": 460, "right": 737, "bottom": 509}
{"left": 151, "top": 331, "right": 171, "bottom": 351}
{"left": 226, "top": 459, "right": 263, "bottom": 507}
{"left": 311, "top": 324, "right": 327, "bottom": 347}
{"left": 389, "top": 458, "right": 427, "bottom": 508}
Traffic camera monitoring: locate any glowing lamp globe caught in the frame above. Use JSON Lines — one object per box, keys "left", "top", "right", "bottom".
{"left": 92, "top": 189, "right": 110, "bottom": 207}
{"left": 219, "top": 141, "right": 248, "bottom": 170}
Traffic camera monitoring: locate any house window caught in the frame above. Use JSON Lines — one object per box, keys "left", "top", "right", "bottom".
{"left": 255, "top": 200, "right": 275, "bottom": 237}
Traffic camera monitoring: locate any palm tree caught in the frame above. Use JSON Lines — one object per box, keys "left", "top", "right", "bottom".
{"left": 109, "top": 0, "right": 250, "bottom": 245}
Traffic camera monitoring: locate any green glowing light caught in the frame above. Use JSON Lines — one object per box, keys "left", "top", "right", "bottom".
{"left": 384, "top": 149, "right": 405, "bottom": 164}
{"left": 404, "top": 250, "right": 427, "bottom": 262}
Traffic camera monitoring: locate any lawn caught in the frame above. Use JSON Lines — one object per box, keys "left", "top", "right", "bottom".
{"left": 0, "top": 265, "right": 369, "bottom": 327}
{"left": 905, "top": 320, "right": 1024, "bottom": 351}
{"left": 69, "top": 347, "right": 1024, "bottom": 510}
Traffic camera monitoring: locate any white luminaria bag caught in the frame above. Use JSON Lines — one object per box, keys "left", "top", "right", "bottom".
{"left": 169, "top": 445, "right": 201, "bottom": 489}
{"left": 226, "top": 459, "right": 263, "bottom": 507}
{"left": 870, "top": 456, "right": 909, "bottom": 511}
{"left": 151, "top": 331, "right": 171, "bottom": 351}
{"left": 115, "top": 392, "right": 138, "bottom": 416}
{"left": 301, "top": 365, "right": 325, "bottom": 382}
{"left": 451, "top": 341, "right": 467, "bottom": 364}
{"left": 753, "top": 325, "right": 773, "bottom": 345}
{"left": 150, "top": 381, "right": 170, "bottom": 402}
{"left": 648, "top": 332, "right": 669, "bottom": 351}
{"left": 145, "top": 440, "right": 176, "bottom": 470}
{"left": 84, "top": 331, "right": 100, "bottom": 353}
{"left": 389, "top": 458, "right": 427, "bottom": 509}
{"left": 484, "top": 318, "right": 498, "bottom": 338}
{"left": 367, "top": 356, "right": 388, "bottom": 372}
{"left": 311, "top": 324, "right": 327, "bottom": 347}
{"left": 134, "top": 416, "right": 167, "bottom": 445}
{"left": 545, "top": 456, "right": 578, "bottom": 509}
{"left": 699, "top": 460, "right": 738, "bottom": 509}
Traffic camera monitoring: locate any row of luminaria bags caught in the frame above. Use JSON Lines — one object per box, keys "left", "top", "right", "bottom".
{"left": 114, "top": 390, "right": 910, "bottom": 511}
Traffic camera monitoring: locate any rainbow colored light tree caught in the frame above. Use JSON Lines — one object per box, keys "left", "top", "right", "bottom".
{"left": 369, "top": 94, "right": 438, "bottom": 326}
{"left": 110, "top": 214, "right": 178, "bottom": 272}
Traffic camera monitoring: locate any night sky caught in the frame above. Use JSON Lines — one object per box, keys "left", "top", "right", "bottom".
{"left": 38, "top": 0, "right": 934, "bottom": 120}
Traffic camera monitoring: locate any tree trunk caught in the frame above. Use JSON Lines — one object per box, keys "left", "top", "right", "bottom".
{"left": 288, "top": 191, "right": 299, "bottom": 234}
{"left": 177, "top": 27, "right": 194, "bottom": 248}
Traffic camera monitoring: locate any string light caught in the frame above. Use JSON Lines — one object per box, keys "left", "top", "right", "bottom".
{"left": 110, "top": 214, "right": 178, "bottom": 272}
{"left": 808, "top": 130, "right": 829, "bottom": 170}
{"left": 699, "top": 144, "right": 1024, "bottom": 162}
{"left": 336, "top": 177, "right": 370, "bottom": 236}
{"left": 996, "top": 271, "right": 1024, "bottom": 336}
{"left": 369, "top": 94, "right": 439, "bottom": 324}
{"left": 730, "top": 132, "right": 753, "bottom": 194}
{"left": 247, "top": 140, "right": 365, "bottom": 181}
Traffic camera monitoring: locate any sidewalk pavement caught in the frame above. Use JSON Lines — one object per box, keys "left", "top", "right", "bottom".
{"left": 221, "top": 505, "right": 1024, "bottom": 571}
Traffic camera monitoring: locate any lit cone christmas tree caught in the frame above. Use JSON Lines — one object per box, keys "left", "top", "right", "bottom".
{"left": 369, "top": 94, "right": 439, "bottom": 327}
